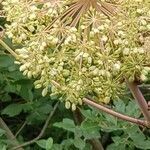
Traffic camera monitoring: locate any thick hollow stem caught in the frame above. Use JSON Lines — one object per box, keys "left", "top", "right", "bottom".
{"left": 83, "top": 98, "right": 148, "bottom": 127}
{"left": 127, "top": 81, "right": 150, "bottom": 124}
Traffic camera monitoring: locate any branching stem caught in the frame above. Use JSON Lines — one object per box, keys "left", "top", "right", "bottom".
{"left": 83, "top": 98, "right": 148, "bottom": 127}
{"left": 0, "top": 117, "right": 24, "bottom": 150}
{"left": 15, "top": 121, "right": 27, "bottom": 137}
{"left": 11, "top": 102, "right": 59, "bottom": 150}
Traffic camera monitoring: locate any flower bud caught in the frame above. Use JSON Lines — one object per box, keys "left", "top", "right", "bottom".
{"left": 35, "top": 84, "right": 42, "bottom": 89}
{"left": 72, "top": 103, "right": 76, "bottom": 111}
{"left": 19, "top": 65, "right": 27, "bottom": 72}
{"left": 103, "top": 97, "right": 110, "bottom": 104}
{"left": 140, "top": 74, "right": 148, "bottom": 81}
{"left": 42, "top": 87, "right": 48, "bottom": 97}
{"left": 65, "top": 101, "right": 71, "bottom": 109}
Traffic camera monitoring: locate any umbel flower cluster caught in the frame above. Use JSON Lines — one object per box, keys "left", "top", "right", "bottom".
{"left": 2, "top": 0, "right": 150, "bottom": 110}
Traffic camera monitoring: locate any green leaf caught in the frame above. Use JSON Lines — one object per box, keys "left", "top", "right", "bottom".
{"left": 0, "top": 129, "right": 5, "bottom": 137}
{"left": 36, "top": 139, "right": 46, "bottom": 149}
{"left": 53, "top": 118, "right": 75, "bottom": 132}
{"left": 46, "top": 138, "right": 53, "bottom": 150}
{"left": 38, "top": 104, "right": 53, "bottom": 114}
{"left": 107, "top": 143, "right": 126, "bottom": 150}
{"left": 26, "top": 111, "right": 47, "bottom": 124}
{"left": 134, "top": 140, "right": 150, "bottom": 150}
{"left": 8, "top": 65, "right": 17, "bottom": 72}
{"left": 83, "top": 143, "right": 92, "bottom": 150}
{"left": 26, "top": 101, "right": 53, "bottom": 124}
{"left": 0, "top": 55, "right": 14, "bottom": 68}
{"left": 105, "top": 114, "right": 118, "bottom": 126}
{"left": 61, "top": 139, "right": 74, "bottom": 149}
{"left": 113, "top": 100, "right": 125, "bottom": 113}
{"left": 0, "top": 93, "right": 11, "bottom": 102}
{"left": 125, "top": 101, "right": 140, "bottom": 117}
{"left": 17, "top": 79, "right": 33, "bottom": 101}
{"left": 74, "top": 127, "right": 83, "bottom": 138}
{"left": 52, "top": 144, "right": 63, "bottom": 150}
{"left": 126, "top": 126, "right": 145, "bottom": 143}
{"left": 80, "top": 109, "right": 94, "bottom": 120}
{"left": 81, "top": 120, "right": 100, "bottom": 140}
{"left": 111, "top": 136, "right": 129, "bottom": 146}
{"left": 7, "top": 71, "right": 25, "bottom": 81}
{"left": 125, "top": 126, "right": 150, "bottom": 149}
{"left": 36, "top": 138, "right": 53, "bottom": 150}
{"left": 74, "top": 138, "right": 85, "bottom": 150}
{"left": 19, "top": 87, "right": 33, "bottom": 101}
{"left": 112, "top": 136, "right": 121, "bottom": 144}
{"left": 4, "top": 82, "right": 20, "bottom": 94}
{"left": 2, "top": 104, "right": 24, "bottom": 117}
{"left": 0, "top": 144, "right": 7, "bottom": 150}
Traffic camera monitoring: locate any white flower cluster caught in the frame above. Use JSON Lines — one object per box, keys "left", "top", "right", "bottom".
{"left": 2, "top": 0, "right": 150, "bottom": 110}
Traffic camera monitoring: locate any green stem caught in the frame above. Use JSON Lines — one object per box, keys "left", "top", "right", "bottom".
{"left": 12, "top": 102, "right": 59, "bottom": 150}
{"left": 0, "top": 39, "right": 18, "bottom": 58}
{"left": 0, "top": 117, "right": 24, "bottom": 150}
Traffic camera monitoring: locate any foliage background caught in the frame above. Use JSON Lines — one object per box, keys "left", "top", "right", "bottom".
{"left": 0, "top": 5, "right": 150, "bottom": 150}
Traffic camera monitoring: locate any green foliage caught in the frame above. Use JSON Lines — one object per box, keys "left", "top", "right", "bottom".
{"left": 2, "top": 103, "right": 25, "bottom": 117}
{"left": 0, "top": 1, "right": 150, "bottom": 150}
{"left": 0, "top": 38, "right": 150, "bottom": 150}
{"left": 36, "top": 138, "right": 53, "bottom": 150}
{"left": 0, "top": 129, "right": 5, "bottom": 137}
{"left": 0, "top": 128, "right": 6, "bottom": 149}
{"left": 80, "top": 120, "right": 100, "bottom": 140}
{"left": 54, "top": 119, "right": 76, "bottom": 132}
{"left": 107, "top": 125, "right": 150, "bottom": 150}
{"left": 54, "top": 119, "right": 86, "bottom": 149}
{"left": 0, "top": 55, "right": 150, "bottom": 150}
{"left": 0, "top": 55, "right": 14, "bottom": 68}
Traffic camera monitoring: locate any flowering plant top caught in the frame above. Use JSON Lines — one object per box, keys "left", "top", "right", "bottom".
{"left": 2, "top": 0, "right": 150, "bottom": 110}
